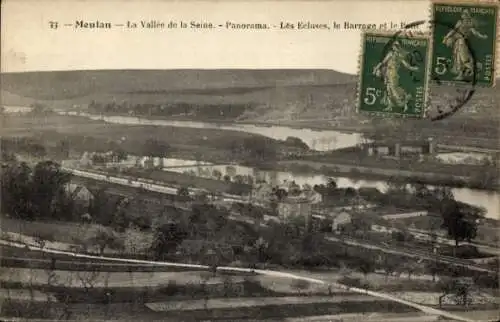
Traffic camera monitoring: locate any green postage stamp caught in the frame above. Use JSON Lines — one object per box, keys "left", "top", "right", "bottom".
{"left": 430, "top": 0, "right": 499, "bottom": 87}
{"left": 357, "top": 31, "right": 431, "bottom": 118}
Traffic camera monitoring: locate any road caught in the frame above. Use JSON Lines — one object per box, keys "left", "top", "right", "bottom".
{"left": 0, "top": 239, "right": 478, "bottom": 322}
{"left": 407, "top": 228, "right": 500, "bottom": 256}
{"left": 325, "top": 235, "right": 495, "bottom": 274}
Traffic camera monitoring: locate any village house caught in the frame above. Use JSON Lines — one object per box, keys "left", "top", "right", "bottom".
{"left": 363, "top": 138, "right": 436, "bottom": 158}
{"left": 79, "top": 152, "right": 93, "bottom": 167}
{"left": 370, "top": 224, "right": 398, "bottom": 234}
{"left": 250, "top": 182, "right": 274, "bottom": 207}
{"left": 277, "top": 196, "right": 312, "bottom": 221}
{"left": 331, "top": 211, "right": 352, "bottom": 232}
{"left": 277, "top": 195, "right": 313, "bottom": 231}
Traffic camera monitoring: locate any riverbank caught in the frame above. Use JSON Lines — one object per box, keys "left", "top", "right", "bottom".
{"left": 71, "top": 110, "right": 499, "bottom": 150}
{"left": 3, "top": 112, "right": 498, "bottom": 216}
{"left": 276, "top": 160, "right": 499, "bottom": 192}
{"left": 68, "top": 109, "right": 366, "bottom": 134}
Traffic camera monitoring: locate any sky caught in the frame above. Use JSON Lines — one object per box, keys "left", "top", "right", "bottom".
{"left": 2, "top": 0, "right": 434, "bottom": 74}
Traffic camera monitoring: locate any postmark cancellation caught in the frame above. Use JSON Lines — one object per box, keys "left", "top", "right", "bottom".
{"left": 356, "top": 30, "right": 432, "bottom": 119}
{"left": 429, "top": 0, "right": 499, "bottom": 88}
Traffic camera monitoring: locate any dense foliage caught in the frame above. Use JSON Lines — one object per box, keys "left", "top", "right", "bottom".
{"left": 1, "top": 160, "right": 82, "bottom": 221}
{"left": 88, "top": 100, "right": 255, "bottom": 121}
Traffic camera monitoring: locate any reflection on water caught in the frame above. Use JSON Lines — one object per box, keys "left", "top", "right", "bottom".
{"left": 436, "top": 152, "right": 491, "bottom": 165}
{"left": 166, "top": 161, "right": 499, "bottom": 220}
{"left": 59, "top": 111, "right": 498, "bottom": 220}
{"left": 3, "top": 106, "right": 33, "bottom": 113}
{"left": 61, "top": 112, "right": 364, "bottom": 151}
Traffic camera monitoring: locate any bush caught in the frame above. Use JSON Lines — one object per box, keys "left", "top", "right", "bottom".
{"left": 440, "top": 245, "right": 485, "bottom": 259}
{"left": 159, "top": 280, "right": 181, "bottom": 296}
{"left": 338, "top": 276, "right": 372, "bottom": 290}
{"left": 473, "top": 273, "right": 499, "bottom": 289}
{"left": 391, "top": 230, "right": 413, "bottom": 242}
{"left": 1, "top": 300, "right": 54, "bottom": 319}
{"left": 33, "top": 231, "right": 56, "bottom": 242}
{"left": 290, "top": 279, "right": 310, "bottom": 295}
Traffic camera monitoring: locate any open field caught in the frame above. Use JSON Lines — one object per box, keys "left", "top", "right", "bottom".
{"left": 145, "top": 295, "right": 389, "bottom": 311}
{"left": 144, "top": 300, "right": 418, "bottom": 320}
{"left": 0, "top": 114, "right": 288, "bottom": 158}
{"left": 1, "top": 298, "right": 420, "bottom": 321}
{"left": 1, "top": 216, "right": 110, "bottom": 246}
{"left": 1, "top": 267, "right": 247, "bottom": 288}
{"left": 1, "top": 235, "right": 496, "bottom": 321}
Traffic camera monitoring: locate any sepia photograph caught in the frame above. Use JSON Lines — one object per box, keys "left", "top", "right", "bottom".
{"left": 1, "top": 0, "right": 499, "bottom": 321}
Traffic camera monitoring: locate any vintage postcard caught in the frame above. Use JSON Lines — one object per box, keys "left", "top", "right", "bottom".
{"left": 1, "top": 0, "right": 499, "bottom": 321}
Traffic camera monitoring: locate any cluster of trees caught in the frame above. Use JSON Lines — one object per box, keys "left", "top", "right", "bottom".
{"left": 471, "top": 156, "right": 499, "bottom": 189}
{"left": 183, "top": 167, "right": 255, "bottom": 186}
{"left": 150, "top": 202, "right": 263, "bottom": 265}
{"left": 228, "top": 136, "right": 279, "bottom": 162}
{"left": 1, "top": 136, "right": 73, "bottom": 161}
{"left": 29, "top": 103, "right": 53, "bottom": 115}
{"left": 411, "top": 184, "right": 480, "bottom": 248}
{"left": 158, "top": 178, "right": 482, "bottom": 266}
{"left": 1, "top": 137, "right": 47, "bottom": 160}
{"left": 360, "top": 180, "right": 481, "bottom": 250}
{"left": 86, "top": 138, "right": 170, "bottom": 168}
{"left": 88, "top": 100, "right": 253, "bottom": 120}
{"left": 141, "top": 138, "right": 171, "bottom": 161}
{"left": 1, "top": 155, "right": 487, "bottom": 272}
{"left": 1, "top": 160, "right": 84, "bottom": 222}
{"left": 90, "top": 150, "right": 128, "bottom": 164}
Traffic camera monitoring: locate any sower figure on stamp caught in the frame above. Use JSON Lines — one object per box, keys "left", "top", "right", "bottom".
{"left": 443, "top": 9, "right": 488, "bottom": 80}
{"left": 372, "top": 40, "right": 419, "bottom": 112}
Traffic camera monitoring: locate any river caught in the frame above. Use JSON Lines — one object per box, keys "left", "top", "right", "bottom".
{"left": 60, "top": 111, "right": 364, "bottom": 151}
{"left": 164, "top": 161, "right": 499, "bottom": 220}
{"left": 53, "top": 111, "right": 499, "bottom": 220}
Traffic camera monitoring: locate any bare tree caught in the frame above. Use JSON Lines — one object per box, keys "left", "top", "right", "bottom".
{"left": 86, "top": 227, "right": 124, "bottom": 255}
{"left": 221, "top": 275, "right": 234, "bottom": 298}
{"left": 76, "top": 269, "right": 101, "bottom": 318}
{"left": 291, "top": 279, "right": 310, "bottom": 296}
{"left": 200, "top": 273, "right": 211, "bottom": 310}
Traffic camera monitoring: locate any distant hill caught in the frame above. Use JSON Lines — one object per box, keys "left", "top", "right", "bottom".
{"left": 1, "top": 69, "right": 498, "bottom": 123}
{"left": 0, "top": 69, "right": 355, "bottom": 100}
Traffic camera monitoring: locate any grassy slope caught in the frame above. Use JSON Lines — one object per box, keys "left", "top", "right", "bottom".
{"left": 0, "top": 114, "right": 292, "bottom": 163}
{"left": 0, "top": 69, "right": 354, "bottom": 102}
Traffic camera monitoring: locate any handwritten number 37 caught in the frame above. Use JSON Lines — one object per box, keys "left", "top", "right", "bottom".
{"left": 407, "top": 50, "right": 423, "bottom": 82}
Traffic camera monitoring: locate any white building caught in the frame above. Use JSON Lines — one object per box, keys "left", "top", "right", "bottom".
{"left": 79, "top": 152, "right": 93, "bottom": 167}
{"left": 331, "top": 211, "right": 352, "bottom": 231}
